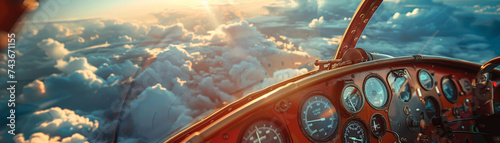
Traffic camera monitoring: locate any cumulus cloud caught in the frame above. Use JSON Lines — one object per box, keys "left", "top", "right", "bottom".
{"left": 95, "top": 60, "right": 140, "bottom": 79}
{"left": 37, "top": 38, "right": 70, "bottom": 59}
{"left": 20, "top": 107, "right": 98, "bottom": 139}
{"left": 145, "top": 24, "right": 192, "bottom": 42}
{"left": 20, "top": 80, "right": 46, "bottom": 103}
{"left": 55, "top": 57, "right": 98, "bottom": 74}
{"left": 14, "top": 132, "right": 89, "bottom": 143}
{"left": 309, "top": 16, "right": 324, "bottom": 28}
{"left": 36, "top": 69, "right": 122, "bottom": 111}
{"left": 129, "top": 84, "right": 193, "bottom": 141}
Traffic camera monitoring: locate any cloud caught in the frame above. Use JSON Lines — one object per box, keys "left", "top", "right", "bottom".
{"left": 14, "top": 132, "right": 89, "bottom": 143}
{"left": 129, "top": 84, "right": 193, "bottom": 141}
{"left": 20, "top": 80, "right": 46, "bottom": 103}
{"left": 145, "top": 24, "right": 192, "bottom": 42}
{"left": 55, "top": 57, "right": 98, "bottom": 74}
{"left": 309, "top": 16, "right": 324, "bottom": 28}
{"left": 20, "top": 107, "right": 98, "bottom": 139}
{"left": 37, "top": 38, "right": 70, "bottom": 59}
{"left": 37, "top": 70, "right": 121, "bottom": 111}
{"left": 393, "top": 12, "right": 400, "bottom": 19}
{"left": 95, "top": 60, "right": 140, "bottom": 79}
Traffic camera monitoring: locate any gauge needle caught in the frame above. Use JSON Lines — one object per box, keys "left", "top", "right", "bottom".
{"left": 348, "top": 98, "right": 357, "bottom": 112}
{"left": 373, "top": 121, "right": 379, "bottom": 130}
{"left": 349, "top": 137, "right": 363, "bottom": 142}
{"left": 307, "top": 118, "right": 325, "bottom": 123}
{"left": 255, "top": 126, "right": 262, "bottom": 143}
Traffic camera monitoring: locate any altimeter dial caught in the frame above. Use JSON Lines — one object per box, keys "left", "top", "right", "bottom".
{"left": 299, "top": 93, "right": 340, "bottom": 141}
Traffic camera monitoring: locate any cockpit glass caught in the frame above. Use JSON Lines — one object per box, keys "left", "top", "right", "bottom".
{"left": 360, "top": 0, "right": 499, "bottom": 64}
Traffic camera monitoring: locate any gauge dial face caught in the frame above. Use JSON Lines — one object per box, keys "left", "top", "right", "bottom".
{"left": 392, "top": 76, "right": 412, "bottom": 102}
{"left": 343, "top": 119, "right": 369, "bottom": 143}
{"left": 369, "top": 113, "right": 387, "bottom": 138}
{"left": 242, "top": 120, "right": 286, "bottom": 143}
{"left": 424, "top": 96, "right": 440, "bottom": 119}
{"left": 364, "top": 76, "right": 389, "bottom": 109}
{"left": 299, "top": 94, "right": 339, "bottom": 141}
{"left": 418, "top": 69, "right": 435, "bottom": 90}
{"left": 442, "top": 77, "right": 458, "bottom": 103}
{"left": 342, "top": 85, "right": 364, "bottom": 114}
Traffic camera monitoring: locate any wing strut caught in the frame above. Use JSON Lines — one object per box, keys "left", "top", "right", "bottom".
{"left": 334, "top": 0, "right": 383, "bottom": 60}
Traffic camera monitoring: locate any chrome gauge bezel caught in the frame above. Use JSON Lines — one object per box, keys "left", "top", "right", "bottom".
{"left": 369, "top": 113, "right": 387, "bottom": 138}
{"left": 341, "top": 83, "right": 365, "bottom": 114}
{"left": 418, "top": 69, "right": 435, "bottom": 91}
{"left": 238, "top": 116, "right": 289, "bottom": 143}
{"left": 441, "top": 76, "right": 458, "bottom": 103}
{"left": 342, "top": 117, "right": 370, "bottom": 143}
{"left": 363, "top": 74, "right": 390, "bottom": 110}
{"left": 298, "top": 91, "right": 340, "bottom": 142}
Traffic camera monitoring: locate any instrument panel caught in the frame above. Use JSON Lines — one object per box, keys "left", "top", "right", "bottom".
{"left": 200, "top": 59, "right": 484, "bottom": 143}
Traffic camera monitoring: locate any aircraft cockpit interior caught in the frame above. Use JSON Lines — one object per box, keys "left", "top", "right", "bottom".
{"left": 163, "top": 0, "right": 500, "bottom": 142}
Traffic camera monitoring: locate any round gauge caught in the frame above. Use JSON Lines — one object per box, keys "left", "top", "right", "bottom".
{"left": 424, "top": 96, "right": 440, "bottom": 119}
{"left": 418, "top": 69, "right": 435, "bottom": 90}
{"left": 393, "top": 77, "right": 412, "bottom": 102}
{"left": 341, "top": 84, "right": 365, "bottom": 114}
{"left": 241, "top": 119, "right": 287, "bottom": 143}
{"left": 363, "top": 75, "right": 389, "bottom": 110}
{"left": 369, "top": 113, "right": 387, "bottom": 138}
{"left": 342, "top": 118, "right": 369, "bottom": 143}
{"left": 442, "top": 77, "right": 458, "bottom": 103}
{"left": 299, "top": 93, "right": 340, "bottom": 142}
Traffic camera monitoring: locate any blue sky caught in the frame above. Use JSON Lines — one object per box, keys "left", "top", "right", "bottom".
{"left": 1, "top": 0, "right": 499, "bottom": 142}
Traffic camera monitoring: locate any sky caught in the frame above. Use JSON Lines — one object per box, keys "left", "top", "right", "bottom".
{"left": 1, "top": 0, "right": 500, "bottom": 142}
